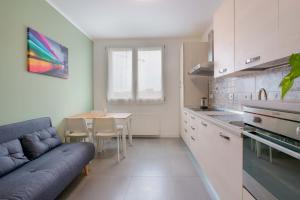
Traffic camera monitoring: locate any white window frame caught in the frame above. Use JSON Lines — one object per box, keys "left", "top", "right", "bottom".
{"left": 106, "top": 46, "right": 165, "bottom": 104}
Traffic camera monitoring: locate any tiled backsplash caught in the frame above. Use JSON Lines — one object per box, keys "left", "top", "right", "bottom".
{"left": 209, "top": 65, "right": 300, "bottom": 110}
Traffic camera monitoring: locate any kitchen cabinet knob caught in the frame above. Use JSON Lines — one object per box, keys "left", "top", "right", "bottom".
{"left": 219, "top": 133, "right": 230, "bottom": 141}
{"left": 245, "top": 56, "right": 260, "bottom": 64}
{"left": 219, "top": 68, "right": 227, "bottom": 73}
{"left": 191, "top": 136, "right": 195, "bottom": 141}
{"left": 253, "top": 116, "right": 262, "bottom": 123}
{"left": 201, "top": 122, "right": 207, "bottom": 127}
{"left": 191, "top": 126, "right": 195, "bottom": 130}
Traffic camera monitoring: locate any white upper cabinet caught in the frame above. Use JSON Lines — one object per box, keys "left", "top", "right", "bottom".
{"left": 278, "top": 0, "right": 300, "bottom": 58}
{"left": 235, "top": 0, "right": 279, "bottom": 71}
{"left": 213, "top": 0, "right": 235, "bottom": 78}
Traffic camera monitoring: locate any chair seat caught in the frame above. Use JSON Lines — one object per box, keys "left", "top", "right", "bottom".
{"left": 66, "top": 132, "right": 89, "bottom": 137}
{"left": 116, "top": 125, "right": 124, "bottom": 130}
{"left": 95, "top": 132, "right": 119, "bottom": 137}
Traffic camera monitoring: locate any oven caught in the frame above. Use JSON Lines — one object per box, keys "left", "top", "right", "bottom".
{"left": 242, "top": 106, "right": 300, "bottom": 200}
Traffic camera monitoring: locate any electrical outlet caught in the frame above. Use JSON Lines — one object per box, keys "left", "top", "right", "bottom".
{"left": 228, "top": 93, "right": 234, "bottom": 100}
{"left": 243, "top": 93, "right": 252, "bottom": 100}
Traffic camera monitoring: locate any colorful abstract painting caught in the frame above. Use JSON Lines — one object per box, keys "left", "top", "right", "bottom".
{"left": 27, "top": 27, "right": 68, "bottom": 79}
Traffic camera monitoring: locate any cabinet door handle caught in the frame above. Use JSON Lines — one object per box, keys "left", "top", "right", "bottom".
{"left": 191, "top": 136, "right": 195, "bottom": 141}
{"left": 245, "top": 56, "right": 260, "bottom": 64}
{"left": 191, "top": 126, "right": 195, "bottom": 130}
{"left": 201, "top": 122, "right": 207, "bottom": 127}
{"left": 253, "top": 116, "right": 262, "bottom": 123}
{"left": 219, "top": 133, "right": 230, "bottom": 141}
{"left": 219, "top": 68, "right": 227, "bottom": 74}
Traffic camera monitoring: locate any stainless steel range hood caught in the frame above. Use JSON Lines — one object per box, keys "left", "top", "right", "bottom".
{"left": 189, "top": 30, "right": 214, "bottom": 76}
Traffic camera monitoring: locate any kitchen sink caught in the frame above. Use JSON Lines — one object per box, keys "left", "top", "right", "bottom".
{"left": 208, "top": 114, "right": 244, "bottom": 127}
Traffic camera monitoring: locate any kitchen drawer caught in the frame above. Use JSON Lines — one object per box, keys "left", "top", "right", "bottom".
{"left": 181, "top": 110, "right": 191, "bottom": 146}
{"left": 183, "top": 127, "right": 189, "bottom": 144}
{"left": 188, "top": 113, "right": 198, "bottom": 155}
{"left": 182, "top": 112, "right": 189, "bottom": 126}
{"left": 189, "top": 114, "right": 198, "bottom": 132}
{"left": 183, "top": 110, "right": 189, "bottom": 118}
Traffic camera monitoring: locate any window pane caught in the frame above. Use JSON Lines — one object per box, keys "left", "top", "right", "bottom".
{"left": 108, "top": 48, "right": 133, "bottom": 101}
{"left": 137, "top": 47, "right": 163, "bottom": 101}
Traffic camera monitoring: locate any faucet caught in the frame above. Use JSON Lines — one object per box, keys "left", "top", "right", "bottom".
{"left": 258, "top": 88, "right": 268, "bottom": 100}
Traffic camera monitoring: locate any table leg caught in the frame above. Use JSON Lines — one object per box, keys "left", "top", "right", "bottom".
{"left": 122, "top": 125, "right": 127, "bottom": 157}
{"left": 128, "top": 117, "right": 133, "bottom": 145}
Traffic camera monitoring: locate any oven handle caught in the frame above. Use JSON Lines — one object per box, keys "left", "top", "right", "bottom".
{"left": 243, "top": 131, "right": 300, "bottom": 160}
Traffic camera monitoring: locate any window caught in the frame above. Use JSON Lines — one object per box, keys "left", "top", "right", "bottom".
{"left": 137, "top": 47, "right": 163, "bottom": 102}
{"left": 107, "top": 48, "right": 133, "bottom": 102}
{"left": 107, "top": 46, "right": 164, "bottom": 103}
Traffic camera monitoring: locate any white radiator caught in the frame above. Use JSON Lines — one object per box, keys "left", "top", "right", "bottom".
{"left": 131, "top": 113, "right": 161, "bottom": 136}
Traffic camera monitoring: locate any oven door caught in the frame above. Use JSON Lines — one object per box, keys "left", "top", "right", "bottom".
{"left": 243, "top": 130, "right": 300, "bottom": 200}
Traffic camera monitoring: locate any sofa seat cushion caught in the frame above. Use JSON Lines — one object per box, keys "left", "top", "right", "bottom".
{"left": 0, "top": 142, "right": 95, "bottom": 200}
{"left": 21, "top": 127, "right": 62, "bottom": 159}
{"left": 0, "top": 139, "right": 29, "bottom": 177}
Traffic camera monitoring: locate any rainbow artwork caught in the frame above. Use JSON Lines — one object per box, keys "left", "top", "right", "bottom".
{"left": 27, "top": 27, "right": 68, "bottom": 79}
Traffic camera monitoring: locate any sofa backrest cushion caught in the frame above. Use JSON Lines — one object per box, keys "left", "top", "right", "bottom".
{"left": 0, "top": 139, "right": 29, "bottom": 177}
{"left": 21, "top": 127, "right": 62, "bottom": 160}
{"left": 0, "top": 117, "right": 52, "bottom": 144}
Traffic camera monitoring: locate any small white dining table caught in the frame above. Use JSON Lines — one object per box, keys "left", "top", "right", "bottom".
{"left": 66, "top": 112, "right": 133, "bottom": 156}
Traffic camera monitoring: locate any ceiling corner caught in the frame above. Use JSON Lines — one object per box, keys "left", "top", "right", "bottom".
{"left": 46, "top": 0, "right": 93, "bottom": 40}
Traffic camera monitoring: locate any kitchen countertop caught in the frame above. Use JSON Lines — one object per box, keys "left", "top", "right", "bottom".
{"left": 184, "top": 107, "right": 244, "bottom": 137}
{"left": 242, "top": 100, "right": 300, "bottom": 114}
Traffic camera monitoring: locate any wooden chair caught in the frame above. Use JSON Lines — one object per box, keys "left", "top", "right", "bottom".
{"left": 65, "top": 118, "right": 90, "bottom": 143}
{"left": 93, "top": 118, "right": 123, "bottom": 162}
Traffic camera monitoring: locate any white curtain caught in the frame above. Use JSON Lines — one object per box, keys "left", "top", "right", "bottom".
{"left": 107, "top": 48, "right": 133, "bottom": 103}
{"left": 136, "top": 47, "right": 164, "bottom": 103}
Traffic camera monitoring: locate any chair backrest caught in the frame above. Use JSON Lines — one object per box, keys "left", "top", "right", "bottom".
{"left": 65, "top": 118, "right": 88, "bottom": 133}
{"left": 93, "top": 118, "right": 116, "bottom": 135}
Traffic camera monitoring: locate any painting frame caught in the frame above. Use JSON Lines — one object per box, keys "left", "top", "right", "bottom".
{"left": 27, "top": 27, "right": 69, "bottom": 79}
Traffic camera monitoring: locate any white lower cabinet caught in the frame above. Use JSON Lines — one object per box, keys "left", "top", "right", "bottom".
{"left": 181, "top": 111, "right": 190, "bottom": 146}
{"left": 189, "top": 114, "right": 198, "bottom": 155}
{"left": 182, "top": 110, "right": 243, "bottom": 200}
{"left": 207, "top": 123, "right": 243, "bottom": 200}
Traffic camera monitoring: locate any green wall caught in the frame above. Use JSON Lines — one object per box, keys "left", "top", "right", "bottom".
{"left": 0, "top": 0, "right": 93, "bottom": 136}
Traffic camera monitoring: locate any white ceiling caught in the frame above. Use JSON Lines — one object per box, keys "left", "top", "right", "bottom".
{"left": 47, "top": 0, "right": 221, "bottom": 39}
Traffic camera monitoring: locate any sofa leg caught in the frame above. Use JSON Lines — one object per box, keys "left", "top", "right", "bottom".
{"left": 83, "top": 165, "right": 89, "bottom": 176}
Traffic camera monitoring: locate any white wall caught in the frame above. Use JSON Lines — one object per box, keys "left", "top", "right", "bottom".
{"left": 93, "top": 38, "right": 199, "bottom": 137}
{"left": 200, "top": 23, "right": 213, "bottom": 42}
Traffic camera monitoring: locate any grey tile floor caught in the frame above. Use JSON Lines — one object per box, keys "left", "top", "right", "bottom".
{"left": 57, "top": 138, "right": 211, "bottom": 200}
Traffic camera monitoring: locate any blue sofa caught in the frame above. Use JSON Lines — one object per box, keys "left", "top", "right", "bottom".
{"left": 0, "top": 117, "right": 95, "bottom": 200}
